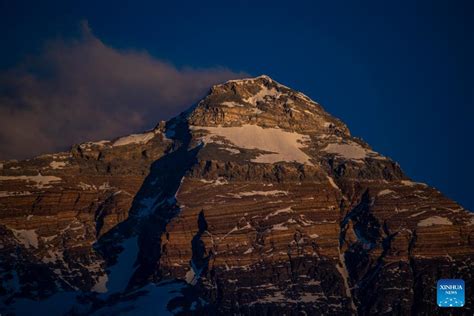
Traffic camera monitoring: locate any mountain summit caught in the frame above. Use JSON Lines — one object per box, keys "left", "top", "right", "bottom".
{"left": 0, "top": 76, "right": 472, "bottom": 315}
{"left": 189, "top": 75, "right": 349, "bottom": 134}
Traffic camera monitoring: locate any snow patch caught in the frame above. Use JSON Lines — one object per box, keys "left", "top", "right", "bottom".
{"left": 92, "top": 273, "right": 108, "bottom": 293}
{"left": 223, "top": 147, "right": 241, "bottom": 154}
{"left": 49, "top": 161, "right": 67, "bottom": 169}
{"left": 7, "top": 280, "right": 195, "bottom": 316}
{"left": 113, "top": 131, "right": 155, "bottom": 147}
{"left": 11, "top": 229, "right": 39, "bottom": 248}
{"left": 199, "top": 177, "right": 228, "bottom": 186}
{"left": 377, "top": 189, "right": 395, "bottom": 197}
{"left": 326, "top": 176, "right": 340, "bottom": 190}
{"left": 106, "top": 236, "right": 139, "bottom": 293}
{"left": 400, "top": 180, "right": 428, "bottom": 187}
{"left": 6, "top": 291, "right": 82, "bottom": 316}
{"left": 80, "top": 140, "right": 110, "bottom": 148}
{"left": 192, "top": 124, "right": 312, "bottom": 165}
{"left": 98, "top": 182, "right": 111, "bottom": 190}
{"left": 92, "top": 281, "right": 193, "bottom": 316}
{"left": 264, "top": 207, "right": 293, "bottom": 220}
{"left": 0, "top": 191, "right": 33, "bottom": 197}
{"left": 322, "top": 143, "right": 377, "bottom": 161}
{"left": 0, "top": 174, "right": 62, "bottom": 188}
{"left": 417, "top": 216, "right": 453, "bottom": 227}
{"left": 78, "top": 182, "right": 97, "bottom": 191}
{"left": 184, "top": 269, "right": 196, "bottom": 285}
{"left": 185, "top": 260, "right": 205, "bottom": 286}
{"left": 271, "top": 222, "right": 289, "bottom": 231}
{"left": 221, "top": 101, "right": 245, "bottom": 107}
{"left": 91, "top": 140, "right": 110, "bottom": 146}
{"left": 336, "top": 249, "right": 356, "bottom": 312}
{"left": 42, "top": 250, "right": 64, "bottom": 263}
{"left": 409, "top": 211, "right": 426, "bottom": 218}
{"left": 243, "top": 247, "right": 254, "bottom": 254}
{"left": 229, "top": 190, "right": 288, "bottom": 198}
{"left": 41, "top": 234, "right": 57, "bottom": 242}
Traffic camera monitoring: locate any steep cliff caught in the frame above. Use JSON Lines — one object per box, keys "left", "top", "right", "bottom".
{"left": 1, "top": 75, "right": 472, "bottom": 315}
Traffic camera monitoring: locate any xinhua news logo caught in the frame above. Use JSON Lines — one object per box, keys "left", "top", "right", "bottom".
{"left": 437, "top": 279, "right": 465, "bottom": 307}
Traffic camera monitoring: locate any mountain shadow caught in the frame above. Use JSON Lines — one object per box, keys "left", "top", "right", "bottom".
{"left": 94, "top": 113, "right": 202, "bottom": 291}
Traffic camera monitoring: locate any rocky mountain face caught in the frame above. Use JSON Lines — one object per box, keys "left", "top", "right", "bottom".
{"left": 0, "top": 75, "right": 473, "bottom": 315}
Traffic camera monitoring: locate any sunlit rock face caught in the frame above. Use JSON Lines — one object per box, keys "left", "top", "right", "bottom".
{"left": 1, "top": 75, "right": 473, "bottom": 315}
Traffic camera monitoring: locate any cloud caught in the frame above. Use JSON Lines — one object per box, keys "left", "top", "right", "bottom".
{"left": 0, "top": 21, "right": 246, "bottom": 160}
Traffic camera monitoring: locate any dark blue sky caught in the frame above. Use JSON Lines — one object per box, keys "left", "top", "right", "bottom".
{"left": 1, "top": 0, "right": 473, "bottom": 210}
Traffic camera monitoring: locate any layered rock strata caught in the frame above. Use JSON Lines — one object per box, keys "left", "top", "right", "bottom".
{"left": 1, "top": 75, "right": 472, "bottom": 315}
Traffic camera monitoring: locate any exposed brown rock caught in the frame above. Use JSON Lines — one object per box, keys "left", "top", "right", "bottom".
{"left": 1, "top": 75, "right": 472, "bottom": 315}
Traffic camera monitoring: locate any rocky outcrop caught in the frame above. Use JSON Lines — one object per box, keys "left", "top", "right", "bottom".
{"left": 0, "top": 125, "right": 170, "bottom": 299}
{"left": 1, "top": 75, "right": 473, "bottom": 315}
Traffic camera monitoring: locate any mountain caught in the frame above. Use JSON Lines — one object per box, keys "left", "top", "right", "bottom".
{"left": 0, "top": 75, "right": 472, "bottom": 315}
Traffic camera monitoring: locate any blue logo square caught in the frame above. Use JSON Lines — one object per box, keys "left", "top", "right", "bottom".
{"left": 437, "top": 279, "right": 465, "bottom": 307}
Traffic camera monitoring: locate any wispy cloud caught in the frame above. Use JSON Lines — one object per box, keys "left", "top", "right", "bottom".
{"left": 0, "top": 21, "right": 246, "bottom": 160}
